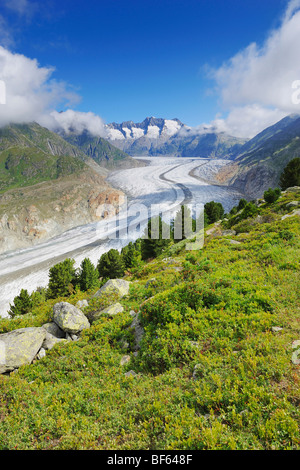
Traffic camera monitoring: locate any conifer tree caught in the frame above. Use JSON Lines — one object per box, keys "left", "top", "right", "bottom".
{"left": 97, "top": 249, "right": 125, "bottom": 279}
{"left": 141, "top": 215, "right": 171, "bottom": 260}
{"left": 279, "top": 157, "right": 300, "bottom": 190}
{"left": 46, "top": 258, "right": 76, "bottom": 299}
{"left": 78, "top": 258, "right": 99, "bottom": 291}
{"left": 9, "top": 289, "right": 33, "bottom": 317}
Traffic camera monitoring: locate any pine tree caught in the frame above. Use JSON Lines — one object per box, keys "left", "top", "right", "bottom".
{"left": 279, "top": 157, "right": 300, "bottom": 190}
{"left": 204, "top": 201, "right": 224, "bottom": 225}
{"left": 97, "top": 249, "right": 125, "bottom": 279}
{"left": 46, "top": 258, "right": 76, "bottom": 299}
{"left": 172, "top": 205, "right": 195, "bottom": 242}
{"left": 9, "top": 289, "right": 33, "bottom": 317}
{"left": 121, "top": 242, "right": 141, "bottom": 269}
{"left": 141, "top": 216, "right": 171, "bottom": 260}
{"left": 78, "top": 258, "right": 99, "bottom": 291}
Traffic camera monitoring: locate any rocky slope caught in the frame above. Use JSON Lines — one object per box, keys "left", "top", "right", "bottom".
{"left": 215, "top": 114, "right": 300, "bottom": 198}
{"left": 0, "top": 123, "right": 126, "bottom": 254}
{"left": 0, "top": 167, "right": 124, "bottom": 254}
{"left": 105, "top": 117, "right": 246, "bottom": 158}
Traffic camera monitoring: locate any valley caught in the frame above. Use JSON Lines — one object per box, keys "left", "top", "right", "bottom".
{"left": 0, "top": 156, "right": 244, "bottom": 317}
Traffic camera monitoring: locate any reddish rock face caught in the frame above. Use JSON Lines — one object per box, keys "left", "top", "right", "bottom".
{"left": 0, "top": 168, "right": 125, "bottom": 254}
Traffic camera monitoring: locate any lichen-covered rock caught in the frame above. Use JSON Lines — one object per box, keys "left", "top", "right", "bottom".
{"left": 42, "top": 322, "right": 65, "bottom": 338}
{"left": 42, "top": 333, "right": 67, "bottom": 351}
{"left": 130, "top": 312, "right": 144, "bottom": 351}
{"left": 0, "top": 327, "right": 46, "bottom": 374}
{"left": 93, "top": 279, "right": 130, "bottom": 300}
{"left": 53, "top": 302, "right": 90, "bottom": 334}
{"left": 76, "top": 299, "right": 89, "bottom": 309}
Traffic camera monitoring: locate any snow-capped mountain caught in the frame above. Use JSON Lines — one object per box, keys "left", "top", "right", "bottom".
{"left": 106, "top": 117, "right": 186, "bottom": 142}
{"left": 105, "top": 117, "right": 246, "bottom": 158}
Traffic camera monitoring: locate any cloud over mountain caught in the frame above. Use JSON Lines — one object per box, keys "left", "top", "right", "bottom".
{"left": 0, "top": 46, "right": 80, "bottom": 128}
{"left": 209, "top": 0, "right": 300, "bottom": 137}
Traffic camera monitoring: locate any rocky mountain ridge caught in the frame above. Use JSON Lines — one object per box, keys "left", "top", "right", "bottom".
{"left": 105, "top": 117, "right": 247, "bottom": 158}
{"left": 216, "top": 114, "right": 300, "bottom": 198}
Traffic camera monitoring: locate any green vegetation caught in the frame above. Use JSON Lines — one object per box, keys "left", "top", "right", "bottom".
{"left": 0, "top": 189, "right": 299, "bottom": 450}
{"left": 97, "top": 249, "right": 125, "bottom": 280}
{"left": 8, "top": 289, "right": 33, "bottom": 317}
{"left": 264, "top": 188, "right": 281, "bottom": 204}
{"left": 204, "top": 201, "right": 224, "bottom": 225}
{"left": 279, "top": 157, "right": 300, "bottom": 190}
{"left": 46, "top": 259, "right": 77, "bottom": 299}
{"left": 141, "top": 216, "right": 172, "bottom": 260}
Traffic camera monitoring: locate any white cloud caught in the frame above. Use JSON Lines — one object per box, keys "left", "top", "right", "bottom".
{"left": 0, "top": 46, "right": 80, "bottom": 128}
{"left": 49, "top": 109, "right": 107, "bottom": 137}
{"left": 209, "top": 0, "right": 300, "bottom": 138}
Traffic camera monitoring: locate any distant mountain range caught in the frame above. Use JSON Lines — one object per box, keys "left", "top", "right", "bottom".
{"left": 105, "top": 117, "right": 247, "bottom": 158}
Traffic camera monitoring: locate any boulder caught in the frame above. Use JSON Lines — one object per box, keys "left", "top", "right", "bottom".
{"left": 42, "top": 333, "right": 67, "bottom": 351}
{"left": 120, "top": 355, "right": 131, "bottom": 366}
{"left": 42, "top": 322, "right": 65, "bottom": 338}
{"left": 76, "top": 299, "right": 89, "bottom": 309}
{"left": 286, "top": 201, "right": 299, "bottom": 208}
{"left": 89, "top": 302, "right": 124, "bottom": 322}
{"left": 53, "top": 302, "right": 90, "bottom": 334}
{"left": 93, "top": 279, "right": 130, "bottom": 300}
{"left": 130, "top": 312, "right": 144, "bottom": 351}
{"left": 124, "top": 370, "right": 137, "bottom": 377}
{"left": 281, "top": 209, "right": 300, "bottom": 220}
{"left": 0, "top": 327, "right": 46, "bottom": 374}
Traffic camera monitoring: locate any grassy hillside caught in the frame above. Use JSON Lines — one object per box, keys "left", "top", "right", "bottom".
{"left": 0, "top": 189, "right": 299, "bottom": 450}
{"left": 0, "top": 123, "right": 89, "bottom": 193}
{"left": 0, "top": 146, "right": 85, "bottom": 193}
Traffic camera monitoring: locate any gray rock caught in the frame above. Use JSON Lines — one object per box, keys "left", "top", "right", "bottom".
{"left": 291, "top": 350, "right": 300, "bottom": 365}
{"left": 130, "top": 313, "right": 144, "bottom": 350}
{"left": 42, "top": 333, "right": 67, "bottom": 351}
{"left": 76, "top": 299, "right": 89, "bottom": 309}
{"left": 42, "top": 322, "right": 65, "bottom": 338}
{"left": 286, "top": 201, "right": 299, "bottom": 208}
{"left": 66, "top": 333, "right": 79, "bottom": 341}
{"left": 222, "top": 230, "right": 236, "bottom": 236}
{"left": 53, "top": 302, "right": 90, "bottom": 334}
{"left": 292, "top": 340, "right": 300, "bottom": 349}
{"left": 100, "top": 303, "right": 124, "bottom": 316}
{"left": 0, "top": 327, "right": 46, "bottom": 374}
{"left": 229, "top": 240, "right": 242, "bottom": 245}
{"left": 93, "top": 279, "right": 130, "bottom": 300}
{"left": 281, "top": 209, "right": 300, "bottom": 220}
{"left": 124, "top": 370, "right": 137, "bottom": 377}
{"left": 272, "top": 326, "right": 283, "bottom": 332}
{"left": 192, "top": 363, "right": 204, "bottom": 380}
{"left": 90, "top": 302, "right": 124, "bottom": 322}
{"left": 36, "top": 348, "right": 46, "bottom": 360}
{"left": 120, "top": 355, "right": 131, "bottom": 366}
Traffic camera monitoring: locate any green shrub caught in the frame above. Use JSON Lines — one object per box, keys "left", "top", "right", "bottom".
{"left": 264, "top": 188, "right": 281, "bottom": 204}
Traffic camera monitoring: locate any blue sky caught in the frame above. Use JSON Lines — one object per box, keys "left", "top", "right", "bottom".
{"left": 1, "top": 0, "right": 300, "bottom": 136}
